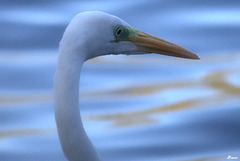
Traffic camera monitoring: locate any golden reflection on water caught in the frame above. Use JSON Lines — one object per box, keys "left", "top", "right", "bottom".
{"left": 205, "top": 69, "right": 240, "bottom": 95}
{"left": 87, "top": 53, "right": 240, "bottom": 127}
{"left": 0, "top": 129, "right": 54, "bottom": 140}
{"left": 0, "top": 93, "right": 53, "bottom": 104}
{"left": 1, "top": 52, "right": 240, "bottom": 128}
{"left": 87, "top": 96, "right": 226, "bottom": 127}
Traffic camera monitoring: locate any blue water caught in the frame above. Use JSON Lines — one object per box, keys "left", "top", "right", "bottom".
{"left": 0, "top": 0, "right": 240, "bottom": 161}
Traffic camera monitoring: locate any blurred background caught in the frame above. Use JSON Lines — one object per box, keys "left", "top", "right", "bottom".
{"left": 0, "top": 0, "right": 240, "bottom": 161}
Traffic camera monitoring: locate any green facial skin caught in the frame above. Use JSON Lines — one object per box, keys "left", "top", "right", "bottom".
{"left": 114, "top": 25, "right": 139, "bottom": 42}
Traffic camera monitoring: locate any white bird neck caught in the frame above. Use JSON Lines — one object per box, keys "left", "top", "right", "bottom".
{"left": 54, "top": 47, "right": 101, "bottom": 161}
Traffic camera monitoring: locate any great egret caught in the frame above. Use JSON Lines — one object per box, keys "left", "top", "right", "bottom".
{"left": 54, "top": 11, "right": 199, "bottom": 161}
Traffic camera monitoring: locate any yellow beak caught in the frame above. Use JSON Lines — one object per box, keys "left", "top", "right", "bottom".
{"left": 130, "top": 29, "right": 199, "bottom": 59}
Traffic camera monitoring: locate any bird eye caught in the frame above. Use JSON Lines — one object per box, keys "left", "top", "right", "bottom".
{"left": 113, "top": 25, "right": 129, "bottom": 42}
{"left": 115, "top": 27, "right": 122, "bottom": 36}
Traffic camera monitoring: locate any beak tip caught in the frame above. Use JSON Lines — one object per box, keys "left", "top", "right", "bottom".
{"left": 184, "top": 50, "right": 200, "bottom": 60}
{"left": 191, "top": 53, "right": 200, "bottom": 60}
{"left": 190, "top": 54, "right": 200, "bottom": 60}
{"left": 196, "top": 57, "right": 200, "bottom": 60}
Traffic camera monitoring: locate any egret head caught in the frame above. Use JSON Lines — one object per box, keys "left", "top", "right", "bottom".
{"left": 60, "top": 11, "right": 199, "bottom": 60}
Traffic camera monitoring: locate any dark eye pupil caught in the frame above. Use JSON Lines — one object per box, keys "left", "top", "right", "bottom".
{"left": 116, "top": 28, "right": 122, "bottom": 35}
